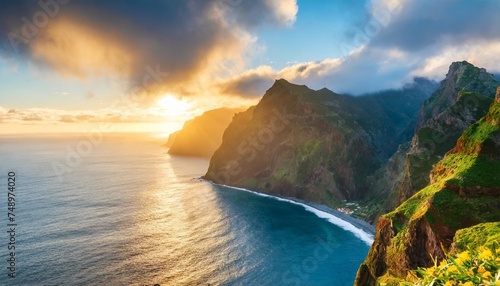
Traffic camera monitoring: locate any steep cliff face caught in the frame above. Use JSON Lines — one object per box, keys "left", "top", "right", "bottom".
{"left": 167, "top": 108, "right": 245, "bottom": 157}
{"left": 378, "top": 62, "right": 499, "bottom": 213}
{"left": 496, "top": 86, "right": 500, "bottom": 103}
{"left": 204, "top": 78, "right": 433, "bottom": 206}
{"left": 416, "top": 61, "right": 499, "bottom": 130}
{"left": 355, "top": 100, "right": 500, "bottom": 285}
{"left": 205, "top": 80, "right": 377, "bottom": 203}
{"left": 355, "top": 77, "right": 438, "bottom": 157}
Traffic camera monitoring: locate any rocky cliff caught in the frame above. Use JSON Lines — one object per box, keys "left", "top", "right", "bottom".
{"left": 496, "top": 86, "right": 500, "bottom": 103}
{"left": 167, "top": 108, "right": 245, "bottom": 157}
{"left": 372, "top": 62, "right": 499, "bottom": 218}
{"left": 204, "top": 78, "right": 434, "bottom": 206}
{"left": 355, "top": 99, "right": 500, "bottom": 285}
{"left": 416, "top": 61, "right": 499, "bottom": 130}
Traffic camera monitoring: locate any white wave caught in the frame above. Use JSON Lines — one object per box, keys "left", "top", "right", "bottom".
{"left": 214, "top": 183, "right": 374, "bottom": 245}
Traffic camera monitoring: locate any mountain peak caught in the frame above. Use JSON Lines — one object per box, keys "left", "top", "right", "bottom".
{"left": 416, "top": 62, "right": 499, "bottom": 130}
{"left": 261, "top": 79, "right": 313, "bottom": 104}
{"left": 274, "top": 78, "right": 291, "bottom": 85}
{"left": 270, "top": 78, "right": 309, "bottom": 91}
{"left": 448, "top": 60, "right": 474, "bottom": 70}
{"left": 496, "top": 86, "right": 500, "bottom": 103}
{"left": 447, "top": 61, "right": 491, "bottom": 83}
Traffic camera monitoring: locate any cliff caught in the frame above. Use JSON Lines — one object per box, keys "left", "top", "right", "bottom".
{"left": 497, "top": 86, "right": 500, "bottom": 103}
{"left": 416, "top": 61, "right": 499, "bottom": 130}
{"left": 204, "top": 78, "right": 434, "bottom": 207}
{"left": 167, "top": 107, "right": 245, "bottom": 158}
{"left": 355, "top": 99, "right": 500, "bottom": 285}
{"left": 164, "top": 131, "right": 179, "bottom": 148}
{"left": 372, "top": 62, "right": 499, "bottom": 218}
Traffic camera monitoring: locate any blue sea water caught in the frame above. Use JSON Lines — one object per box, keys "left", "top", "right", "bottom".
{"left": 0, "top": 133, "right": 370, "bottom": 285}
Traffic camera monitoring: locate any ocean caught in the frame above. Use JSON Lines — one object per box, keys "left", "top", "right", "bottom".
{"left": 0, "top": 133, "right": 371, "bottom": 285}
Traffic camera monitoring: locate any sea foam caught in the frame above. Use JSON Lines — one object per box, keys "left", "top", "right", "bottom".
{"left": 215, "top": 184, "right": 374, "bottom": 245}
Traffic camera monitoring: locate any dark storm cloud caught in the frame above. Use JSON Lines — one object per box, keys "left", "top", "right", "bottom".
{"left": 371, "top": 0, "right": 500, "bottom": 52}
{"left": 216, "top": 66, "right": 275, "bottom": 97}
{"left": 0, "top": 0, "right": 297, "bottom": 99}
{"left": 1, "top": 0, "right": 498, "bottom": 98}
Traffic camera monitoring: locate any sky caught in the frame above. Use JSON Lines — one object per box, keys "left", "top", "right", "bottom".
{"left": 1, "top": 0, "right": 500, "bottom": 135}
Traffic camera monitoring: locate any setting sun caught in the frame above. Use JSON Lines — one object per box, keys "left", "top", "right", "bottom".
{"left": 158, "top": 95, "right": 192, "bottom": 115}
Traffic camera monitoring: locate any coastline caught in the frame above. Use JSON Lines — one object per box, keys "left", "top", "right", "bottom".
{"left": 200, "top": 178, "right": 375, "bottom": 237}
{"left": 304, "top": 200, "right": 376, "bottom": 235}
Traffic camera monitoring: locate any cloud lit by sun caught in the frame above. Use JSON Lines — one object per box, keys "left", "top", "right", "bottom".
{"left": 157, "top": 95, "right": 193, "bottom": 116}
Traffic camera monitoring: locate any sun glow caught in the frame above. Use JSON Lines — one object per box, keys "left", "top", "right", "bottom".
{"left": 157, "top": 95, "right": 192, "bottom": 116}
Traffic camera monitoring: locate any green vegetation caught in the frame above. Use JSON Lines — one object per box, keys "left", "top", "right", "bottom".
{"left": 430, "top": 188, "right": 499, "bottom": 230}
{"left": 386, "top": 184, "right": 439, "bottom": 222}
{"left": 358, "top": 99, "right": 500, "bottom": 285}
{"left": 378, "top": 275, "right": 412, "bottom": 286}
{"left": 208, "top": 77, "right": 439, "bottom": 216}
{"left": 271, "top": 165, "right": 291, "bottom": 182}
{"left": 437, "top": 155, "right": 500, "bottom": 188}
{"left": 455, "top": 63, "right": 479, "bottom": 85}
{"left": 487, "top": 102, "right": 500, "bottom": 121}
{"left": 352, "top": 201, "right": 382, "bottom": 221}
{"left": 433, "top": 103, "right": 500, "bottom": 188}
{"left": 414, "top": 245, "right": 499, "bottom": 285}
{"left": 387, "top": 101, "right": 500, "bottom": 232}
{"left": 408, "top": 219, "right": 500, "bottom": 286}
{"left": 376, "top": 223, "right": 500, "bottom": 286}
{"left": 297, "top": 139, "right": 323, "bottom": 163}
{"left": 408, "top": 92, "right": 494, "bottom": 191}
{"left": 416, "top": 127, "right": 458, "bottom": 155}
{"left": 461, "top": 120, "right": 499, "bottom": 150}
{"left": 453, "top": 222, "right": 500, "bottom": 252}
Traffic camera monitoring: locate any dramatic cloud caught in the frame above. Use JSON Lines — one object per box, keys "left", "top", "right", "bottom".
{"left": 1, "top": 0, "right": 499, "bottom": 100}
{"left": 215, "top": 65, "right": 276, "bottom": 97}
{"left": 329, "top": 0, "right": 500, "bottom": 93}
{"left": 370, "top": 0, "right": 500, "bottom": 52}
{"left": 216, "top": 0, "right": 500, "bottom": 96}
{"left": 215, "top": 59, "right": 344, "bottom": 97}
{"left": 0, "top": 0, "right": 298, "bottom": 101}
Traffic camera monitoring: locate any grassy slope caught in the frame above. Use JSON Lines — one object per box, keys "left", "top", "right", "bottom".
{"left": 356, "top": 101, "right": 500, "bottom": 285}
{"left": 375, "top": 63, "right": 500, "bottom": 220}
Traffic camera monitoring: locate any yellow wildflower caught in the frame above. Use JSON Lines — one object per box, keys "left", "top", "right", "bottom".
{"left": 439, "top": 260, "right": 448, "bottom": 269}
{"left": 461, "top": 282, "right": 474, "bottom": 286}
{"left": 457, "top": 251, "right": 470, "bottom": 261}
{"left": 482, "top": 271, "right": 492, "bottom": 279}
{"left": 478, "top": 249, "right": 493, "bottom": 260}
{"left": 478, "top": 266, "right": 486, "bottom": 274}
{"left": 426, "top": 266, "right": 436, "bottom": 275}
{"left": 444, "top": 280, "right": 456, "bottom": 286}
{"left": 448, "top": 265, "right": 459, "bottom": 273}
